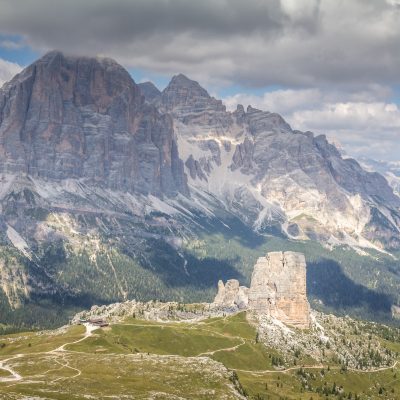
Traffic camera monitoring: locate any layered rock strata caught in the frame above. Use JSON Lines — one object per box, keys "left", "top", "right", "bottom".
{"left": 155, "top": 73, "right": 400, "bottom": 249}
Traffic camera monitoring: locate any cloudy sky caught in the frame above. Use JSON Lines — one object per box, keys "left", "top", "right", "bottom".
{"left": 0, "top": 0, "right": 399, "bottom": 161}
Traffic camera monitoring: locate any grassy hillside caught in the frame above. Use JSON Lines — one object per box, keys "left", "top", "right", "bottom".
{"left": 1, "top": 311, "right": 399, "bottom": 399}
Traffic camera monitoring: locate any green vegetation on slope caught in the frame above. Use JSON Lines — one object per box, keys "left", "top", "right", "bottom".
{"left": 1, "top": 211, "right": 399, "bottom": 333}
{"left": 1, "top": 311, "right": 399, "bottom": 399}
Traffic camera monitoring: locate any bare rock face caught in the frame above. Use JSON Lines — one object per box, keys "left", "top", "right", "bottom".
{"left": 159, "top": 73, "right": 400, "bottom": 250}
{"left": 212, "top": 279, "right": 249, "bottom": 310}
{"left": 248, "top": 251, "right": 310, "bottom": 328}
{"left": 0, "top": 51, "right": 188, "bottom": 197}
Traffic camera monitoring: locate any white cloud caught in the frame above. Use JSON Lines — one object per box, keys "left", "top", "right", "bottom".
{"left": 0, "top": 39, "right": 24, "bottom": 50}
{"left": 280, "top": 0, "right": 320, "bottom": 21}
{"left": 292, "top": 102, "right": 400, "bottom": 131}
{"left": 0, "top": 58, "right": 22, "bottom": 87}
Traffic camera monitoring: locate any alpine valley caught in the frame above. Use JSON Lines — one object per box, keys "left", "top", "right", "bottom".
{"left": 0, "top": 51, "right": 400, "bottom": 333}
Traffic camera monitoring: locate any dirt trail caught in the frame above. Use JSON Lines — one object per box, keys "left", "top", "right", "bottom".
{"left": 52, "top": 323, "right": 97, "bottom": 353}
{"left": 0, "top": 323, "right": 96, "bottom": 383}
{"left": 0, "top": 355, "right": 23, "bottom": 383}
{"left": 197, "top": 338, "right": 246, "bottom": 357}
{"left": 235, "top": 360, "right": 399, "bottom": 375}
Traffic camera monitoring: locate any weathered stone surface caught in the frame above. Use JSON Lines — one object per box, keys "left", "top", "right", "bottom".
{"left": 160, "top": 73, "right": 400, "bottom": 249}
{"left": 0, "top": 51, "right": 188, "bottom": 197}
{"left": 212, "top": 251, "right": 310, "bottom": 328}
{"left": 212, "top": 279, "right": 248, "bottom": 310}
{"left": 391, "top": 304, "right": 400, "bottom": 319}
{"left": 248, "top": 251, "right": 310, "bottom": 328}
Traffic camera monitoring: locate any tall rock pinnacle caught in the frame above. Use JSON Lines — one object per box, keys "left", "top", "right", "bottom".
{"left": 248, "top": 251, "right": 310, "bottom": 328}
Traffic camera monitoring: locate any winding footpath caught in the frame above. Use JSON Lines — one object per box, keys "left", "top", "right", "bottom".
{"left": 0, "top": 323, "right": 96, "bottom": 383}
{"left": 235, "top": 360, "right": 399, "bottom": 375}
{"left": 0, "top": 322, "right": 399, "bottom": 385}
{"left": 0, "top": 355, "right": 23, "bottom": 383}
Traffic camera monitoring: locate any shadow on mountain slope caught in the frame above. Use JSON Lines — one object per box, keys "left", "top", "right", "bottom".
{"left": 307, "top": 258, "right": 392, "bottom": 320}
{"left": 136, "top": 238, "right": 245, "bottom": 289}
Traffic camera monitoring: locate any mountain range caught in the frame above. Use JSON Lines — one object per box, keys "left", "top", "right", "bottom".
{"left": 0, "top": 51, "right": 399, "bottom": 331}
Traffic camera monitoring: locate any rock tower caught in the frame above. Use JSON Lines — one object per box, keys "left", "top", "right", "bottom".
{"left": 213, "top": 251, "right": 310, "bottom": 328}
{"left": 248, "top": 251, "right": 310, "bottom": 328}
{"left": 213, "top": 279, "right": 249, "bottom": 310}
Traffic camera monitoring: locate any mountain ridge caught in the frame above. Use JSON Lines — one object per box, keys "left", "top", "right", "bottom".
{"left": 147, "top": 72, "right": 400, "bottom": 250}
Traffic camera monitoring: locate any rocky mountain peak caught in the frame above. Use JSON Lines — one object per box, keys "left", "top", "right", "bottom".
{"left": 167, "top": 73, "right": 210, "bottom": 96}
{"left": 160, "top": 73, "right": 226, "bottom": 115}
{"left": 138, "top": 81, "right": 161, "bottom": 103}
{"left": 246, "top": 105, "right": 261, "bottom": 113}
{"left": 0, "top": 50, "right": 188, "bottom": 196}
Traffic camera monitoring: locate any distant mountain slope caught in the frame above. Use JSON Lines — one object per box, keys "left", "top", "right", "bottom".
{"left": 138, "top": 81, "right": 161, "bottom": 103}
{"left": 360, "top": 157, "right": 400, "bottom": 196}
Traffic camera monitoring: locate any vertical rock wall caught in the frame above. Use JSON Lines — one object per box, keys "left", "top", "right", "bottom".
{"left": 248, "top": 251, "right": 310, "bottom": 328}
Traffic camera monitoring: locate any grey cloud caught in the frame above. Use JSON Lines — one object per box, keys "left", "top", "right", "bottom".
{"left": 1, "top": 0, "right": 399, "bottom": 89}
{"left": 0, "top": 0, "right": 286, "bottom": 43}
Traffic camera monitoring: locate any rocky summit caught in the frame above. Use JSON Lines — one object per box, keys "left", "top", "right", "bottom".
{"left": 148, "top": 73, "right": 400, "bottom": 250}
{"left": 213, "top": 279, "right": 249, "bottom": 310}
{"left": 0, "top": 51, "right": 188, "bottom": 196}
{"left": 213, "top": 251, "right": 311, "bottom": 329}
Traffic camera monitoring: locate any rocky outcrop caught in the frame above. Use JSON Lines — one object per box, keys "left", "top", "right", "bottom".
{"left": 212, "top": 279, "right": 249, "bottom": 309}
{"left": 0, "top": 51, "right": 188, "bottom": 197}
{"left": 213, "top": 251, "right": 310, "bottom": 328}
{"left": 248, "top": 251, "right": 310, "bottom": 328}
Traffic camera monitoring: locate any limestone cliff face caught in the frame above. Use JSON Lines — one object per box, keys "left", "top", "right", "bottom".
{"left": 213, "top": 251, "right": 311, "bottom": 328}
{"left": 248, "top": 251, "right": 310, "bottom": 328}
{"left": 0, "top": 51, "right": 188, "bottom": 197}
{"left": 157, "top": 73, "right": 400, "bottom": 250}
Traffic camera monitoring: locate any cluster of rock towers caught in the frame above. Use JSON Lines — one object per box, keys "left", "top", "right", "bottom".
{"left": 212, "top": 251, "right": 311, "bottom": 328}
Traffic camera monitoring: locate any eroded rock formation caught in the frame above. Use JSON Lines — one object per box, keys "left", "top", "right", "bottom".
{"left": 249, "top": 251, "right": 310, "bottom": 328}
{"left": 213, "top": 251, "right": 310, "bottom": 328}
{"left": 213, "top": 279, "right": 249, "bottom": 310}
